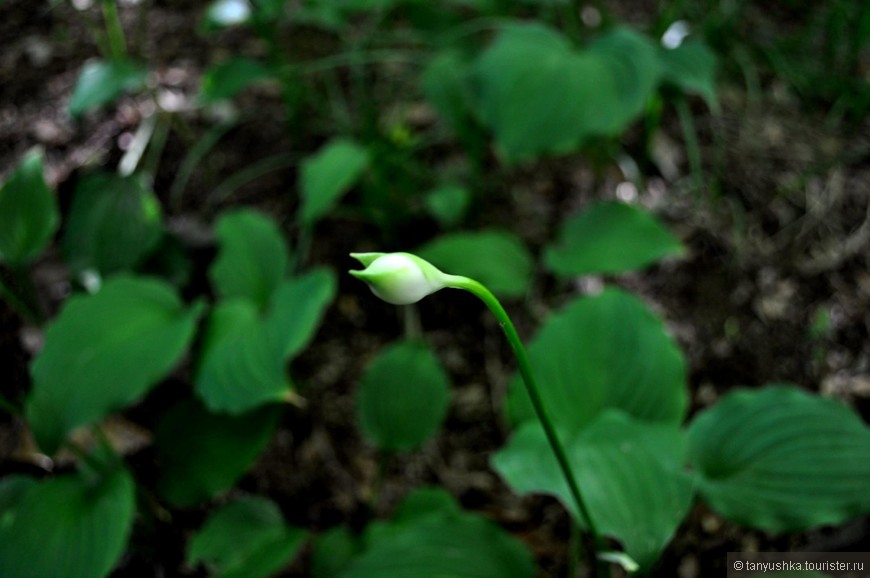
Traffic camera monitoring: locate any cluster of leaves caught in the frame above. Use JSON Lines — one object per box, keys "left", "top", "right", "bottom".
{"left": 0, "top": 150, "right": 335, "bottom": 576}
{"left": 1, "top": 0, "right": 869, "bottom": 576}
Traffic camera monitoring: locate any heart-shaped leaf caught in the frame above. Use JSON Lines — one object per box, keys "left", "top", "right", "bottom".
{"left": 473, "top": 24, "right": 601, "bottom": 162}
{"left": 264, "top": 267, "right": 337, "bottom": 358}
{"left": 544, "top": 201, "right": 683, "bottom": 277}
{"left": 300, "top": 139, "right": 369, "bottom": 225}
{"left": 424, "top": 184, "right": 471, "bottom": 229}
{"left": 62, "top": 172, "right": 163, "bottom": 276}
{"left": 156, "top": 399, "right": 281, "bottom": 506}
{"left": 27, "top": 276, "right": 203, "bottom": 454}
{"left": 0, "top": 148, "right": 59, "bottom": 265}
{"left": 69, "top": 59, "right": 147, "bottom": 117}
{"left": 195, "top": 299, "right": 290, "bottom": 413}
{"left": 338, "top": 489, "right": 535, "bottom": 578}
{"left": 506, "top": 288, "right": 688, "bottom": 431}
{"left": 422, "top": 50, "right": 475, "bottom": 138}
{"left": 187, "top": 495, "right": 307, "bottom": 578}
{"left": 196, "top": 270, "right": 335, "bottom": 414}
{"left": 357, "top": 340, "right": 450, "bottom": 452}
{"left": 660, "top": 40, "right": 718, "bottom": 107}
{"left": 473, "top": 24, "right": 662, "bottom": 162}
{"left": 0, "top": 466, "right": 135, "bottom": 578}
{"left": 688, "top": 385, "right": 870, "bottom": 532}
{"left": 417, "top": 229, "right": 533, "bottom": 298}
{"left": 586, "top": 27, "right": 662, "bottom": 134}
{"left": 492, "top": 411, "right": 693, "bottom": 570}
{"left": 209, "top": 209, "right": 290, "bottom": 309}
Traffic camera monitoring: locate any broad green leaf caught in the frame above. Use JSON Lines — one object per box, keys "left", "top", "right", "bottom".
{"left": 200, "top": 57, "right": 271, "bottom": 103}
{"left": 660, "top": 40, "right": 718, "bottom": 107}
{"left": 339, "top": 490, "right": 534, "bottom": 578}
{"left": 187, "top": 496, "right": 307, "bottom": 578}
{"left": 586, "top": 27, "right": 662, "bottom": 134}
{"left": 492, "top": 411, "right": 693, "bottom": 570}
{"left": 391, "top": 487, "right": 462, "bottom": 523}
{"left": 312, "top": 527, "right": 361, "bottom": 578}
{"left": 195, "top": 299, "right": 290, "bottom": 414}
{"left": 0, "top": 149, "right": 59, "bottom": 264}
{"left": 209, "top": 209, "right": 289, "bottom": 309}
{"left": 264, "top": 268, "right": 336, "bottom": 358}
{"left": 474, "top": 24, "right": 598, "bottom": 161}
{"left": 473, "top": 24, "right": 662, "bottom": 162}
{"left": 0, "top": 466, "right": 135, "bottom": 578}
{"left": 69, "top": 59, "right": 147, "bottom": 117}
{"left": 688, "top": 385, "right": 870, "bottom": 532}
{"left": 544, "top": 201, "right": 683, "bottom": 277}
{"left": 357, "top": 340, "right": 450, "bottom": 452}
{"left": 424, "top": 184, "right": 471, "bottom": 228}
{"left": 506, "top": 288, "right": 687, "bottom": 431}
{"left": 417, "top": 229, "right": 533, "bottom": 298}
{"left": 300, "top": 139, "right": 370, "bottom": 225}
{"left": 422, "top": 50, "right": 474, "bottom": 137}
{"left": 156, "top": 399, "right": 280, "bottom": 506}
{"left": 0, "top": 475, "right": 34, "bottom": 513}
{"left": 62, "top": 172, "right": 162, "bottom": 276}
{"left": 196, "top": 270, "right": 335, "bottom": 414}
{"left": 27, "top": 276, "right": 203, "bottom": 454}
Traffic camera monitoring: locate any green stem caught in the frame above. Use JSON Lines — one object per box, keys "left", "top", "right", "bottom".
{"left": 101, "top": 0, "right": 127, "bottom": 60}
{"left": 448, "top": 277, "right": 602, "bottom": 547}
{"left": 675, "top": 95, "right": 704, "bottom": 199}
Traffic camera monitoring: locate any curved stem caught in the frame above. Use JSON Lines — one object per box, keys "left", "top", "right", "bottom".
{"left": 448, "top": 276, "right": 601, "bottom": 544}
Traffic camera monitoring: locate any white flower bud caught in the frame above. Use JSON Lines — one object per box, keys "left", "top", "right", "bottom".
{"left": 349, "top": 252, "right": 454, "bottom": 305}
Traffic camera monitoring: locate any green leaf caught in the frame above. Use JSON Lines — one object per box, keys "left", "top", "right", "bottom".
{"left": 424, "top": 184, "right": 471, "bottom": 228}
{"left": 0, "top": 149, "right": 59, "bottom": 265}
{"left": 312, "top": 527, "right": 362, "bottom": 578}
{"left": 473, "top": 24, "right": 662, "bottom": 162}
{"left": 200, "top": 57, "right": 271, "bottom": 103}
{"left": 338, "top": 490, "right": 535, "bottom": 578}
{"left": 492, "top": 411, "right": 693, "bottom": 570}
{"left": 688, "top": 385, "right": 870, "bottom": 532}
{"left": 209, "top": 209, "right": 290, "bottom": 309}
{"left": 544, "top": 201, "right": 683, "bottom": 277}
{"left": 417, "top": 229, "right": 533, "bottom": 298}
{"left": 300, "top": 138, "right": 370, "bottom": 225}
{"left": 0, "top": 466, "right": 135, "bottom": 578}
{"left": 660, "top": 40, "right": 718, "bottom": 107}
{"left": 69, "top": 59, "right": 147, "bottom": 117}
{"left": 195, "top": 299, "right": 290, "bottom": 414}
{"left": 586, "top": 27, "right": 662, "bottom": 134}
{"left": 187, "top": 495, "right": 307, "bottom": 578}
{"left": 196, "top": 270, "right": 335, "bottom": 414}
{"left": 474, "top": 24, "right": 595, "bottom": 161}
{"left": 506, "top": 288, "right": 687, "bottom": 431}
{"left": 391, "top": 487, "right": 462, "bottom": 523}
{"left": 156, "top": 399, "right": 280, "bottom": 506}
{"left": 357, "top": 340, "right": 450, "bottom": 452}
{"left": 264, "top": 268, "right": 337, "bottom": 358}
{"left": 62, "top": 172, "right": 162, "bottom": 276}
{"left": 27, "top": 276, "right": 203, "bottom": 454}
{"left": 422, "top": 50, "right": 474, "bottom": 137}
